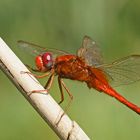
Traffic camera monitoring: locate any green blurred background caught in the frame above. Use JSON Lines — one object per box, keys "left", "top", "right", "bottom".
{"left": 0, "top": 0, "right": 140, "bottom": 139}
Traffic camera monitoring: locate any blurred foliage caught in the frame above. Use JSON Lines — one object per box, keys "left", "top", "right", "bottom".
{"left": 0, "top": 0, "right": 140, "bottom": 140}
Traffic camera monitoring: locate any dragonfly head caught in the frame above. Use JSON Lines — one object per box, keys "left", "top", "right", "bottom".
{"left": 35, "top": 52, "right": 53, "bottom": 72}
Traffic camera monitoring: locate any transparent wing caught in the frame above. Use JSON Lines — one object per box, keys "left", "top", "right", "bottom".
{"left": 77, "top": 36, "right": 103, "bottom": 66}
{"left": 99, "top": 55, "right": 140, "bottom": 87}
{"left": 17, "top": 40, "right": 68, "bottom": 58}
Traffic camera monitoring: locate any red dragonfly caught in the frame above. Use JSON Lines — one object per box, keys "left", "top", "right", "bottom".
{"left": 18, "top": 36, "right": 140, "bottom": 115}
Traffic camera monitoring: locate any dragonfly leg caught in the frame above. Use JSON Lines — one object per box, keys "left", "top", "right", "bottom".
{"left": 58, "top": 76, "right": 73, "bottom": 104}
{"left": 58, "top": 76, "right": 64, "bottom": 104}
{"left": 30, "top": 74, "right": 55, "bottom": 94}
{"left": 21, "top": 68, "right": 55, "bottom": 79}
{"left": 27, "top": 70, "right": 55, "bottom": 95}
{"left": 21, "top": 71, "right": 51, "bottom": 78}
{"left": 56, "top": 77, "right": 73, "bottom": 125}
{"left": 44, "top": 73, "right": 55, "bottom": 90}
{"left": 25, "top": 64, "right": 40, "bottom": 72}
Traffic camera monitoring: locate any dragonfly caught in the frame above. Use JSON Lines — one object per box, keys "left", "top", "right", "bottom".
{"left": 18, "top": 36, "right": 140, "bottom": 115}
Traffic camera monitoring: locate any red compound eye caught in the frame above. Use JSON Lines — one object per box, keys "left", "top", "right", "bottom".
{"left": 35, "top": 55, "right": 44, "bottom": 71}
{"left": 42, "top": 52, "right": 53, "bottom": 70}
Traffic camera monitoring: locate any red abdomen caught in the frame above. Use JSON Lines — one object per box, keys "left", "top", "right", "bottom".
{"left": 86, "top": 67, "right": 109, "bottom": 90}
